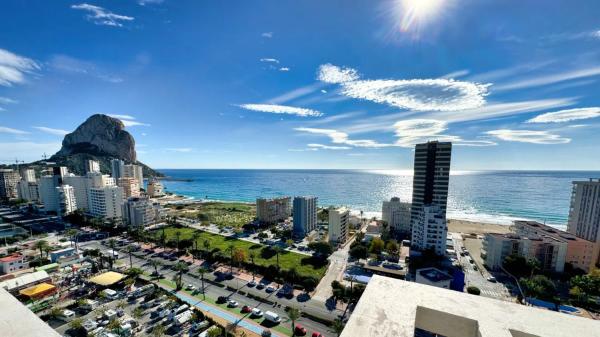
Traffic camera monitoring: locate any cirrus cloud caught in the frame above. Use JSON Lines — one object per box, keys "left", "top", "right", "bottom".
{"left": 317, "top": 63, "right": 489, "bottom": 111}
{"left": 527, "top": 107, "right": 600, "bottom": 123}
{"left": 71, "top": 3, "right": 134, "bottom": 27}
{"left": 238, "top": 104, "right": 323, "bottom": 117}
{"left": 294, "top": 127, "right": 392, "bottom": 148}
{"left": 486, "top": 129, "right": 570, "bottom": 144}
{"left": 0, "top": 48, "right": 40, "bottom": 87}
{"left": 33, "top": 126, "right": 70, "bottom": 136}
{"left": 393, "top": 119, "right": 496, "bottom": 147}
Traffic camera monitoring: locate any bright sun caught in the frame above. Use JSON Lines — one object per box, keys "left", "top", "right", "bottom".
{"left": 399, "top": 0, "right": 445, "bottom": 32}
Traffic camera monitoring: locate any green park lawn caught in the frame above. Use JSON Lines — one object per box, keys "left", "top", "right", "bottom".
{"left": 165, "top": 202, "right": 255, "bottom": 229}
{"left": 154, "top": 226, "right": 327, "bottom": 279}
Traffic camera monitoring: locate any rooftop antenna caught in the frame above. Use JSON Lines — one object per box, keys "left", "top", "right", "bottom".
{"left": 42, "top": 153, "right": 48, "bottom": 161}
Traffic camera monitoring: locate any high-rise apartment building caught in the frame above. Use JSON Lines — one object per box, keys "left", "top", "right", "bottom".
{"left": 123, "top": 197, "right": 156, "bottom": 228}
{"left": 382, "top": 197, "right": 411, "bottom": 235}
{"left": 123, "top": 164, "right": 143, "bottom": 188}
{"left": 56, "top": 185, "right": 77, "bottom": 215}
{"left": 88, "top": 186, "right": 124, "bottom": 219}
{"left": 17, "top": 180, "right": 40, "bottom": 202}
{"left": 0, "top": 169, "right": 20, "bottom": 200}
{"left": 19, "top": 168, "right": 36, "bottom": 183}
{"left": 567, "top": 179, "right": 600, "bottom": 267}
{"left": 293, "top": 196, "right": 318, "bottom": 237}
{"left": 328, "top": 206, "right": 350, "bottom": 244}
{"left": 411, "top": 204, "right": 448, "bottom": 256}
{"left": 256, "top": 197, "right": 291, "bottom": 224}
{"left": 147, "top": 178, "right": 165, "bottom": 197}
{"left": 38, "top": 168, "right": 67, "bottom": 214}
{"left": 118, "top": 177, "right": 141, "bottom": 198}
{"left": 86, "top": 160, "right": 100, "bottom": 174}
{"left": 110, "top": 159, "right": 125, "bottom": 180}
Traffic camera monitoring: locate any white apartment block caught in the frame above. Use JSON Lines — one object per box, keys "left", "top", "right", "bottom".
{"left": 39, "top": 176, "right": 60, "bottom": 213}
{"left": 328, "top": 206, "right": 350, "bottom": 244}
{"left": 19, "top": 168, "right": 36, "bottom": 182}
{"left": 382, "top": 197, "right": 411, "bottom": 234}
{"left": 341, "top": 275, "right": 600, "bottom": 337}
{"left": 123, "top": 197, "right": 156, "bottom": 228}
{"left": 482, "top": 233, "right": 568, "bottom": 273}
{"left": 123, "top": 164, "right": 143, "bottom": 188}
{"left": 0, "top": 254, "right": 28, "bottom": 274}
{"left": 568, "top": 178, "right": 600, "bottom": 267}
{"left": 147, "top": 178, "right": 165, "bottom": 197}
{"left": 118, "top": 177, "right": 141, "bottom": 198}
{"left": 411, "top": 204, "right": 447, "bottom": 256}
{"left": 111, "top": 159, "right": 125, "bottom": 180}
{"left": 89, "top": 186, "right": 124, "bottom": 219}
{"left": 256, "top": 197, "right": 291, "bottom": 224}
{"left": 86, "top": 160, "right": 100, "bottom": 174}
{"left": 56, "top": 185, "right": 77, "bottom": 215}
{"left": 17, "top": 180, "right": 40, "bottom": 202}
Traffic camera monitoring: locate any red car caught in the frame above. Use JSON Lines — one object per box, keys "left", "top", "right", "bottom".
{"left": 294, "top": 325, "right": 307, "bottom": 336}
{"left": 241, "top": 305, "right": 252, "bottom": 313}
{"left": 312, "top": 333, "right": 323, "bottom": 337}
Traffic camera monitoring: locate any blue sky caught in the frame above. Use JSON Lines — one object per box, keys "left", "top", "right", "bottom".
{"left": 1, "top": 0, "right": 599, "bottom": 170}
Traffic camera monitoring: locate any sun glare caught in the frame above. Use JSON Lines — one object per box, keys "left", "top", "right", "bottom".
{"left": 399, "top": 0, "right": 445, "bottom": 32}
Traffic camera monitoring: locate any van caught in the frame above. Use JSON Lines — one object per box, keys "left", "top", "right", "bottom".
{"left": 174, "top": 304, "right": 189, "bottom": 314}
{"left": 61, "top": 309, "right": 76, "bottom": 322}
{"left": 264, "top": 311, "right": 281, "bottom": 324}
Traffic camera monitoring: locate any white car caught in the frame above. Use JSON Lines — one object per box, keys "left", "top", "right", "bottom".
{"left": 265, "top": 286, "right": 276, "bottom": 293}
{"left": 251, "top": 308, "right": 263, "bottom": 317}
{"left": 227, "top": 300, "right": 239, "bottom": 308}
{"left": 487, "top": 276, "right": 497, "bottom": 283}
{"left": 186, "top": 284, "right": 196, "bottom": 291}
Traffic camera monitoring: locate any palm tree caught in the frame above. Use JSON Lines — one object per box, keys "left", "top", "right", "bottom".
{"left": 152, "top": 324, "right": 166, "bottom": 337}
{"left": 49, "top": 307, "right": 63, "bottom": 320}
{"left": 249, "top": 252, "right": 256, "bottom": 281}
{"left": 173, "top": 261, "right": 189, "bottom": 290}
{"left": 332, "top": 318, "right": 345, "bottom": 337}
{"left": 274, "top": 246, "right": 282, "bottom": 271}
{"left": 207, "top": 326, "right": 222, "bottom": 337}
{"left": 125, "top": 245, "right": 135, "bottom": 268}
{"left": 150, "top": 260, "right": 162, "bottom": 281}
{"left": 203, "top": 239, "right": 211, "bottom": 259}
{"left": 108, "top": 238, "right": 117, "bottom": 252}
{"left": 66, "top": 229, "right": 79, "bottom": 249}
{"left": 288, "top": 308, "right": 300, "bottom": 336}
{"left": 191, "top": 232, "right": 200, "bottom": 261}
{"left": 69, "top": 317, "right": 84, "bottom": 330}
{"left": 288, "top": 267, "right": 299, "bottom": 290}
{"left": 228, "top": 243, "right": 235, "bottom": 274}
{"left": 175, "top": 230, "right": 182, "bottom": 251}
{"left": 34, "top": 240, "right": 49, "bottom": 260}
{"left": 197, "top": 267, "right": 208, "bottom": 300}
{"left": 133, "top": 307, "right": 144, "bottom": 320}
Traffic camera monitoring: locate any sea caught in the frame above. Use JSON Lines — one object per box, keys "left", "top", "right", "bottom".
{"left": 157, "top": 169, "right": 600, "bottom": 229}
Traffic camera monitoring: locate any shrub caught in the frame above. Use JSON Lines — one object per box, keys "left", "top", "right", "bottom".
{"left": 467, "top": 286, "right": 481, "bottom": 295}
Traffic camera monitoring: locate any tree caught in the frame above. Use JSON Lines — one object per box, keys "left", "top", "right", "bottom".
{"left": 152, "top": 324, "right": 166, "bottom": 337}
{"left": 467, "top": 286, "right": 481, "bottom": 295}
{"left": 274, "top": 246, "right": 282, "bottom": 271}
{"left": 150, "top": 260, "right": 162, "bottom": 281}
{"left": 349, "top": 244, "right": 368, "bottom": 260}
{"left": 198, "top": 267, "right": 208, "bottom": 300}
{"left": 69, "top": 317, "right": 84, "bottom": 330}
{"left": 308, "top": 241, "right": 333, "bottom": 257}
{"left": 203, "top": 239, "right": 211, "bottom": 258}
{"left": 191, "top": 232, "right": 201, "bottom": 260}
{"left": 66, "top": 229, "right": 79, "bottom": 249}
{"left": 232, "top": 248, "right": 247, "bottom": 268}
{"left": 570, "top": 270, "right": 600, "bottom": 297}
{"left": 49, "top": 307, "right": 63, "bottom": 320}
{"left": 175, "top": 230, "right": 182, "bottom": 251}
{"left": 173, "top": 261, "right": 189, "bottom": 290}
{"left": 126, "top": 267, "right": 143, "bottom": 281}
{"left": 125, "top": 245, "right": 136, "bottom": 268}
{"left": 385, "top": 240, "right": 399, "bottom": 255}
{"left": 34, "top": 240, "right": 49, "bottom": 260}
{"left": 287, "top": 267, "right": 299, "bottom": 289}
{"left": 207, "top": 326, "right": 222, "bottom": 337}
{"left": 133, "top": 307, "right": 144, "bottom": 320}
{"left": 521, "top": 275, "right": 557, "bottom": 302}
{"left": 332, "top": 319, "right": 345, "bottom": 337}
{"left": 369, "top": 237, "right": 385, "bottom": 255}
{"left": 249, "top": 252, "right": 257, "bottom": 281}
{"left": 288, "top": 308, "right": 300, "bottom": 336}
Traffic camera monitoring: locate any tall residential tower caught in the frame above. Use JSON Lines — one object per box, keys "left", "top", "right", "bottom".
{"left": 567, "top": 178, "right": 600, "bottom": 267}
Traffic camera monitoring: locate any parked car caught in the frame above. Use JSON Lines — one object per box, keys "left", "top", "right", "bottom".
{"left": 265, "top": 286, "right": 276, "bottom": 293}
{"left": 241, "top": 305, "right": 252, "bottom": 313}
{"left": 256, "top": 283, "right": 265, "bottom": 290}
{"left": 217, "top": 296, "right": 228, "bottom": 304}
{"left": 227, "top": 300, "right": 239, "bottom": 308}
{"left": 294, "top": 324, "right": 307, "bottom": 336}
{"left": 264, "top": 311, "right": 281, "bottom": 324}
{"left": 312, "top": 333, "right": 323, "bottom": 337}
{"left": 251, "top": 308, "right": 263, "bottom": 317}
{"left": 186, "top": 284, "right": 196, "bottom": 291}
{"left": 247, "top": 280, "right": 257, "bottom": 287}
{"left": 487, "top": 276, "right": 497, "bottom": 283}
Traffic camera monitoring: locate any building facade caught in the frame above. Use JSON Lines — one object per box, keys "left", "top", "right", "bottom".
{"left": 86, "top": 160, "right": 100, "bottom": 174}
{"left": 0, "top": 169, "right": 20, "bottom": 200}
{"left": 515, "top": 220, "right": 595, "bottom": 272}
{"left": 382, "top": 197, "right": 411, "bottom": 235}
{"left": 256, "top": 197, "right": 291, "bottom": 224}
{"left": 411, "top": 204, "right": 447, "bottom": 256}
{"left": 19, "top": 168, "right": 36, "bottom": 183}
{"left": 293, "top": 196, "right": 318, "bottom": 237}
{"left": 56, "top": 185, "right": 77, "bottom": 215}
{"left": 329, "top": 206, "right": 350, "bottom": 244}
{"left": 88, "top": 186, "right": 124, "bottom": 219}
{"left": 482, "top": 232, "right": 568, "bottom": 273}
{"left": 17, "top": 180, "right": 40, "bottom": 202}
{"left": 123, "top": 164, "right": 143, "bottom": 188}
{"left": 110, "top": 159, "right": 125, "bottom": 180}
{"left": 0, "top": 254, "right": 28, "bottom": 274}
{"left": 123, "top": 197, "right": 156, "bottom": 228}
{"left": 567, "top": 179, "right": 600, "bottom": 267}
{"left": 118, "top": 177, "right": 141, "bottom": 198}
{"left": 147, "top": 178, "right": 165, "bottom": 197}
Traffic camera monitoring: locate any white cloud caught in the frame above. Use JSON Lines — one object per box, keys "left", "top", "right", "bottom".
{"left": 166, "top": 148, "right": 193, "bottom": 153}
{"left": 107, "top": 114, "right": 150, "bottom": 127}
{"left": 527, "top": 107, "right": 600, "bottom": 123}
{"left": 317, "top": 63, "right": 489, "bottom": 111}
{"left": 0, "top": 142, "right": 61, "bottom": 161}
{"left": 0, "top": 48, "right": 40, "bottom": 87}
{"left": 0, "top": 126, "right": 29, "bottom": 135}
{"left": 317, "top": 64, "right": 360, "bottom": 84}
{"left": 486, "top": 129, "right": 570, "bottom": 144}
{"left": 138, "top": 0, "right": 164, "bottom": 5}
{"left": 392, "top": 119, "right": 496, "bottom": 148}
{"left": 494, "top": 66, "right": 600, "bottom": 91}
{"left": 440, "top": 69, "right": 470, "bottom": 79}
{"left": 261, "top": 32, "right": 273, "bottom": 38}
{"left": 294, "top": 127, "right": 391, "bottom": 148}
{"left": 267, "top": 84, "right": 324, "bottom": 105}
{"left": 33, "top": 126, "right": 70, "bottom": 136}
{"left": 279, "top": 67, "right": 290, "bottom": 72}
{"left": 0, "top": 97, "right": 18, "bottom": 104}
{"left": 307, "top": 143, "right": 352, "bottom": 150}
{"left": 260, "top": 58, "right": 279, "bottom": 64}
{"left": 108, "top": 114, "right": 136, "bottom": 120}
{"left": 321, "top": 90, "right": 327, "bottom": 94}
{"left": 238, "top": 104, "right": 323, "bottom": 117}
{"left": 71, "top": 3, "right": 134, "bottom": 27}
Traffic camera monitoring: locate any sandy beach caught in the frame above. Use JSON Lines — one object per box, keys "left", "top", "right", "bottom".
{"left": 448, "top": 219, "right": 512, "bottom": 235}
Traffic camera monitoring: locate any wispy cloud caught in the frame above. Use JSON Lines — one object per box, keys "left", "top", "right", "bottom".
{"left": 261, "top": 32, "right": 273, "bottom": 38}
{"left": 138, "top": 0, "right": 164, "bottom": 6}
{"left": 71, "top": 3, "right": 134, "bottom": 27}
{"left": 166, "top": 147, "right": 193, "bottom": 153}
{"left": 33, "top": 126, "right": 70, "bottom": 136}
{"left": 107, "top": 114, "right": 150, "bottom": 127}
{"left": 0, "top": 48, "right": 40, "bottom": 87}
{"left": 238, "top": 104, "right": 323, "bottom": 117}
{"left": 0, "top": 126, "right": 29, "bottom": 135}
{"left": 0, "top": 97, "right": 18, "bottom": 105}
{"left": 260, "top": 58, "right": 279, "bottom": 64}
{"left": 0, "top": 142, "right": 61, "bottom": 161}
{"left": 440, "top": 69, "right": 470, "bottom": 79}
{"left": 307, "top": 143, "right": 351, "bottom": 150}
{"left": 494, "top": 66, "right": 600, "bottom": 91}
{"left": 393, "top": 119, "right": 496, "bottom": 148}
{"left": 486, "top": 129, "right": 570, "bottom": 144}
{"left": 527, "top": 107, "right": 600, "bottom": 123}
{"left": 317, "top": 64, "right": 489, "bottom": 111}
{"left": 279, "top": 67, "right": 290, "bottom": 72}
{"left": 294, "top": 127, "right": 391, "bottom": 148}
{"left": 49, "top": 55, "right": 123, "bottom": 83}
{"left": 267, "top": 83, "right": 325, "bottom": 105}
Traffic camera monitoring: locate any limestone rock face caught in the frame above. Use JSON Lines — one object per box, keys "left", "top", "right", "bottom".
{"left": 55, "top": 114, "right": 136, "bottom": 162}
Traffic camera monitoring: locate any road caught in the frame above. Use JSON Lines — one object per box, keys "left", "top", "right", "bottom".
{"left": 82, "top": 241, "right": 339, "bottom": 336}
{"left": 451, "top": 233, "right": 512, "bottom": 301}
{"left": 312, "top": 237, "right": 353, "bottom": 303}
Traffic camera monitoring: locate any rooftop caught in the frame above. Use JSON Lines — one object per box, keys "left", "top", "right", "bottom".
{"left": 417, "top": 267, "right": 452, "bottom": 283}
{"left": 0, "top": 254, "right": 23, "bottom": 263}
{"left": 0, "top": 287, "right": 61, "bottom": 337}
{"left": 88, "top": 271, "right": 125, "bottom": 286}
{"left": 341, "top": 275, "right": 600, "bottom": 337}
{"left": 0, "top": 271, "right": 50, "bottom": 292}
